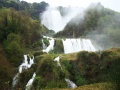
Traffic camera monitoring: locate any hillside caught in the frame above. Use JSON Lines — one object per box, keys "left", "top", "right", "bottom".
{"left": 54, "top": 3, "right": 120, "bottom": 49}
{"left": 0, "top": 1, "right": 120, "bottom": 90}
{"left": 0, "top": 45, "right": 16, "bottom": 89}
{"left": 54, "top": 83, "right": 114, "bottom": 90}
{"left": 0, "top": 1, "right": 49, "bottom": 89}
{"left": 11, "top": 48, "right": 120, "bottom": 89}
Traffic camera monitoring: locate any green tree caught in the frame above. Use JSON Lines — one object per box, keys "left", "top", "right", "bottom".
{"left": 3, "top": 33, "right": 23, "bottom": 67}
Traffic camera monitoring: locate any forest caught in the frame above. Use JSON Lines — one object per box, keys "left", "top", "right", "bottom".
{"left": 0, "top": 0, "right": 50, "bottom": 89}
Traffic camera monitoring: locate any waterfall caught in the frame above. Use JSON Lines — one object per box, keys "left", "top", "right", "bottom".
{"left": 54, "top": 56, "right": 61, "bottom": 67}
{"left": 41, "top": 7, "right": 63, "bottom": 32}
{"left": 12, "top": 55, "right": 34, "bottom": 88}
{"left": 26, "top": 73, "right": 36, "bottom": 90}
{"left": 42, "top": 36, "right": 55, "bottom": 53}
{"left": 65, "top": 79, "right": 77, "bottom": 89}
{"left": 42, "top": 36, "right": 96, "bottom": 54}
{"left": 41, "top": 7, "right": 81, "bottom": 32}
{"left": 62, "top": 38, "right": 96, "bottom": 54}
{"left": 12, "top": 73, "right": 19, "bottom": 88}
{"left": 54, "top": 56, "right": 62, "bottom": 70}
{"left": 19, "top": 55, "right": 34, "bottom": 73}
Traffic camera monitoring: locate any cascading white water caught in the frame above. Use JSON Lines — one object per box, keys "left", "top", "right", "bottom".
{"left": 62, "top": 38, "right": 96, "bottom": 54}
{"left": 42, "top": 36, "right": 96, "bottom": 54}
{"left": 54, "top": 56, "right": 61, "bottom": 67}
{"left": 42, "top": 36, "right": 55, "bottom": 53}
{"left": 19, "top": 55, "right": 34, "bottom": 73}
{"left": 41, "top": 7, "right": 63, "bottom": 31}
{"left": 26, "top": 73, "right": 36, "bottom": 90}
{"left": 12, "top": 73, "right": 19, "bottom": 88}
{"left": 12, "top": 55, "right": 34, "bottom": 88}
{"left": 65, "top": 78, "right": 77, "bottom": 89}
{"left": 41, "top": 7, "right": 81, "bottom": 32}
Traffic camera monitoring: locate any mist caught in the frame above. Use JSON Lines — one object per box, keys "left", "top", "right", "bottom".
{"left": 85, "top": 3, "right": 120, "bottom": 50}
{"left": 87, "top": 28, "right": 120, "bottom": 50}
{"left": 40, "top": 6, "right": 84, "bottom": 32}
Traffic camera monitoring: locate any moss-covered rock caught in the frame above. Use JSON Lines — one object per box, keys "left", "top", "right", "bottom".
{"left": 53, "top": 39, "right": 64, "bottom": 54}
{"left": 33, "top": 54, "right": 70, "bottom": 89}
{"left": 33, "top": 50, "right": 44, "bottom": 57}
{"left": 16, "top": 68, "right": 35, "bottom": 89}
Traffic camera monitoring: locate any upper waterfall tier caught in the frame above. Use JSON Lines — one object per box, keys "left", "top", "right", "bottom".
{"left": 41, "top": 7, "right": 81, "bottom": 32}
{"left": 42, "top": 36, "right": 96, "bottom": 54}
{"left": 62, "top": 39, "right": 96, "bottom": 54}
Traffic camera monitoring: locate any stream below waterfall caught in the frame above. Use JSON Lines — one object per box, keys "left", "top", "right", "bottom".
{"left": 12, "top": 55, "right": 35, "bottom": 89}
{"left": 54, "top": 56, "right": 77, "bottom": 89}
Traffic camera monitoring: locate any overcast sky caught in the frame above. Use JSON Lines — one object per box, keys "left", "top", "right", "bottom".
{"left": 21, "top": 0, "right": 120, "bottom": 12}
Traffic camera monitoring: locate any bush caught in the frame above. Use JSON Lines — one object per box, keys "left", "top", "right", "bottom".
{"left": 33, "top": 51, "right": 44, "bottom": 57}
{"left": 61, "top": 58, "right": 71, "bottom": 71}
{"left": 76, "top": 75, "right": 88, "bottom": 86}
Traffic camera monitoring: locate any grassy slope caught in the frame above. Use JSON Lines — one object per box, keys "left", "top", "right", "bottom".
{"left": 39, "top": 48, "right": 120, "bottom": 90}
{"left": 51, "top": 83, "right": 114, "bottom": 90}
{"left": 61, "top": 53, "right": 78, "bottom": 61}
{"left": 16, "top": 48, "right": 120, "bottom": 89}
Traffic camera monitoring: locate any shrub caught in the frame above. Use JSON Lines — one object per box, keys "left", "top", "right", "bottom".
{"left": 61, "top": 57, "right": 71, "bottom": 71}
{"left": 33, "top": 51, "right": 44, "bottom": 57}
{"left": 76, "top": 75, "right": 88, "bottom": 86}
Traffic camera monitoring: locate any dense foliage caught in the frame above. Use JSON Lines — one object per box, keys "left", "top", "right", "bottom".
{"left": 0, "top": 1, "right": 120, "bottom": 90}
{"left": 0, "top": 2, "right": 47, "bottom": 89}
{"left": 0, "top": 0, "right": 49, "bottom": 20}
{"left": 0, "top": 45, "right": 15, "bottom": 90}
